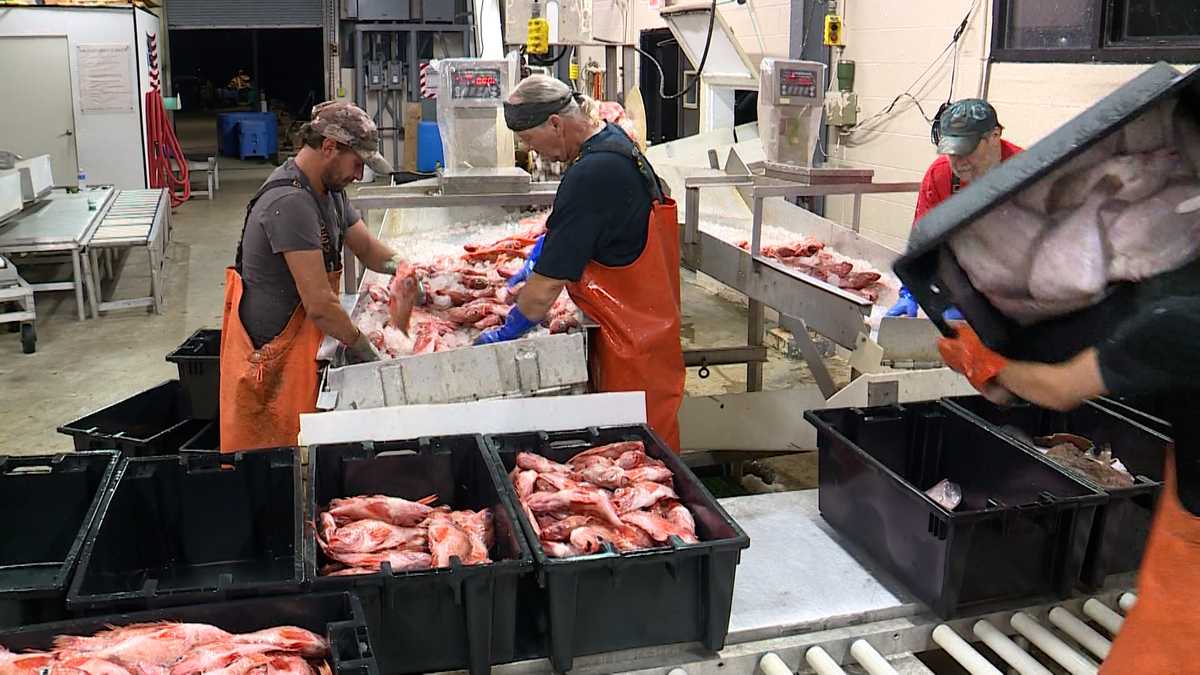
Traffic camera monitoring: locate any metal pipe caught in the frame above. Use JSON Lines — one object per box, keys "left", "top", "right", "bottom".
{"left": 1049, "top": 607, "right": 1111, "bottom": 660}
{"left": 805, "top": 646, "right": 847, "bottom": 675}
{"left": 932, "top": 625, "right": 1002, "bottom": 675}
{"left": 1083, "top": 598, "right": 1125, "bottom": 635}
{"left": 1119, "top": 592, "right": 1137, "bottom": 613}
{"left": 973, "top": 620, "right": 1051, "bottom": 675}
{"left": 759, "top": 652, "right": 791, "bottom": 675}
{"left": 1010, "top": 612, "right": 1098, "bottom": 675}
{"left": 850, "top": 640, "right": 898, "bottom": 675}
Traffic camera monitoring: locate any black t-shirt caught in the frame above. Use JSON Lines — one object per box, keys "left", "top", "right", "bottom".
{"left": 533, "top": 123, "right": 654, "bottom": 282}
{"left": 1097, "top": 281, "right": 1200, "bottom": 515}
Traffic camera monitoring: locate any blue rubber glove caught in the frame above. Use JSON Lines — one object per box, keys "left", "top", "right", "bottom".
{"left": 942, "top": 306, "right": 965, "bottom": 321}
{"left": 506, "top": 235, "right": 545, "bottom": 288}
{"left": 474, "top": 305, "right": 538, "bottom": 345}
{"left": 886, "top": 286, "right": 919, "bottom": 317}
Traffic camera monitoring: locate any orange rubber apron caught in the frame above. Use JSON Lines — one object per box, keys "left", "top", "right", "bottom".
{"left": 219, "top": 177, "right": 343, "bottom": 453}
{"left": 1100, "top": 448, "right": 1200, "bottom": 673}
{"left": 564, "top": 137, "right": 685, "bottom": 451}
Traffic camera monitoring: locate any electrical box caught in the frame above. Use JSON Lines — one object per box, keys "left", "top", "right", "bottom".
{"left": 386, "top": 61, "right": 404, "bottom": 90}
{"left": 367, "top": 61, "right": 386, "bottom": 91}
{"left": 349, "top": 0, "right": 412, "bottom": 21}
{"left": 505, "top": 0, "right": 593, "bottom": 46}
{"left": 825, "top": 90, "right": 858, "bottom": 127}
{"left": 14, "top": 154, "right": 53, "bottom": 203}
{"left": 421, "top": 0, "right": 455, "bottom": 22}
{"left": 823, "top": 14, "right": 844, "bottom": 46}
{"left": 757, "top": 58, "right": 827, "bottom": 167}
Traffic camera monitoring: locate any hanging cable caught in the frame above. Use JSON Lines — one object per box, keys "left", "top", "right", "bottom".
{"left": 841, "top": 0, "right": 981, "bottom": 143}
{"left": 529, "top": 45, "right": 573, "bottom": 66}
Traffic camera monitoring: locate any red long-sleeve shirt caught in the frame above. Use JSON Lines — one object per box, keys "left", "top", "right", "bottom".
{"left": 912, "top": 139, "right": 1023, "bottom": 225}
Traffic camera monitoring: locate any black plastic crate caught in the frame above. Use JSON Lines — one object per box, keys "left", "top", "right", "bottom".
{"left": 0, "top": 592, "right": 378, "bottom": 674}
{"left": 67, "top": 448, "right": 304, "bottom": 613}
{"left": 0, "top": 452, "right": 119, "bottom": 628}
{"left": 805, "top": 403, "right": 1106, "bottom": 619}
{"left": 57, "top": 380, "right": 209, "bottom": 456}
{"left": 944, "top": 395, "right": 1170, "bottom": 588}
{"left": 165, "top": 328, "right": 220, "bottom": 420}
{"left": 179, "top": 419, "right": 220, "bottom": 454}
{"left": 1092, "top": 396, "right": 1173, "bottom": 438}
{"left": 484, "top": 424, "right": 750, "bottom": 673}
{"left": 306, "top": 436, "right": 535, "bottom": 675}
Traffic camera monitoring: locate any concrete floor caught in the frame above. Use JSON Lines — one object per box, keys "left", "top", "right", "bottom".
{"left": 0, "top": 159, "right": 276, "bottom": 454}
{"left": 0, "top": 131, "right": 827, "bottom": 491}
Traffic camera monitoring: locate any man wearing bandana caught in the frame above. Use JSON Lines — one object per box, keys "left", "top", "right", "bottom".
{"left": 476, "top": 74, "right": 685, "bottom": 451}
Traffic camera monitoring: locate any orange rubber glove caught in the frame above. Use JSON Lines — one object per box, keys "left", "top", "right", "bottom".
{"left": 937, "top": 324, "right": 1008, "bottom": 390}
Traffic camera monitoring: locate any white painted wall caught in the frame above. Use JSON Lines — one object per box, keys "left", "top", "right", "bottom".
{"left": 818, "top": 0, "right": 1195, "bottom": 248}
{"left": 0, "top": 6, "right": 150, "bottom": 190}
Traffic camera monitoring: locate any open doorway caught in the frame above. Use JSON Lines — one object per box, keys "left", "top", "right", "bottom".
{"left": 639, "top": 28, "right": 685, "bottom": 145}
{"left": 168, "top": 28, "right": 323, "bottom": 158}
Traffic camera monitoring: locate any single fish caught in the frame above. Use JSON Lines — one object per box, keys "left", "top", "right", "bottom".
{"left": 326, "top": 494, "right": 438, "bottom": 527}
{"left": 612, "top": 481, "right": 679, "bottom": 514}
{"left": 620, "top": 510, "right": 699, "bottom": 544}
{"left": 229, "top": 626, "right": 327, "bottom": 659}
{"left": 1104, "top": 183, "right": 1200, "bottom": 282}
{"left": 320, "top": 518, "right": 427, "bottom": 555}
{"left": 925, "top": 478, "right": 963, "bottom": 511}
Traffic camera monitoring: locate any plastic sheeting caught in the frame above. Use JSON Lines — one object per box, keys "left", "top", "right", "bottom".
{"left": 435, "top": 57, "right": 518, "bottom": 172}
{"left": 757, "top": 58, "right": 826, "bottom": 166}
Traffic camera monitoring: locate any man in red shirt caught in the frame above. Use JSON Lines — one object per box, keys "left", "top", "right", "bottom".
{"left": 889, "top": 99, "right": 1023, "bottom": 317}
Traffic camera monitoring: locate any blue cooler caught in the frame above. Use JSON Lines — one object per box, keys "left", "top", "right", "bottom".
{"left": 217, "top": 112, "right": 278, "bottom": 159}
{"left": 237, "top": 120, "right": 271, "bottom": 160}
{"left": 416, "top": 120, "right": 444, "bottom": 173}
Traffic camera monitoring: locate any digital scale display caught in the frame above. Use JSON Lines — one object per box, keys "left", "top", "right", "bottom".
{"left": 451, "top": 67, "right": 503, "bottom": 100}
{"left": 779, "top": 68, "right": 818, "bottom": 98}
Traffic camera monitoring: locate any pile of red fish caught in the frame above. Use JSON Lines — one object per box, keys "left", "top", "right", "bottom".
{"left": 356, "top": 213, "right": 581, "bottom": 358}
{"left": 506, "top": 441, "right": 699, "bottom": 558}
{"left": 0, "top": 622, "right": 330, "bottom": 674}
{"left": 317, "top": 494, "right": 494, "bottom": 575}
{"left": 735, "top": 237, "right": 886, "bottom": 301}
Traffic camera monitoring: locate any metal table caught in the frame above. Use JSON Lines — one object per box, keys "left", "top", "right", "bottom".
{"left": 82, "top": 188, "right": 170, "bottom": 316}
{"left": 0, "top": 187, "right": 114, "bottom": 321}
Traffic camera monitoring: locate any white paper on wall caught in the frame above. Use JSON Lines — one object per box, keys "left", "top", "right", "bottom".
{"left": 77, "top": 43, "right": 134, "bottom": 113}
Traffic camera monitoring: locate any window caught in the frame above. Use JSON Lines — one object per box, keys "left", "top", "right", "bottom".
{"left": 682, "top": 71, "right": 699, "bottom": 109}
{"left": 992, "top": 0, "right": 1200, "bottom": 63}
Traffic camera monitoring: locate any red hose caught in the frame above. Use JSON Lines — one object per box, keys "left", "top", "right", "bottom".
{"left": 145, "top": 89, "right": 190, "bottom": 207}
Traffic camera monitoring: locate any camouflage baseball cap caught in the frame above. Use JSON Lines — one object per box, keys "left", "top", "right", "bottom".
{"left": 936, "top": 99, "right": 1000, "bottom": 156}
{"left": 311, "top": 100, "right": 393, "bottom": 174}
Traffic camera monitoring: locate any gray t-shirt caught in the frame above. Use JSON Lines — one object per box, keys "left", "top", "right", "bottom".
{"left": 238, "top": 161, "right": 361, "bottom": 348}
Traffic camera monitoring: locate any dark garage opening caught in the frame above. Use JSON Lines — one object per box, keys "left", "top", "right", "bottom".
{"left": 169, "top": 28, "right": 324, "bottom": 156}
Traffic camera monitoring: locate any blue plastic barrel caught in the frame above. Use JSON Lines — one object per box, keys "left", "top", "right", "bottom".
{"left": 416, "top": 120, "right": 444, "bottom": 173}
{"left": 217, "top": 112, "right": 278, "bottom": 158}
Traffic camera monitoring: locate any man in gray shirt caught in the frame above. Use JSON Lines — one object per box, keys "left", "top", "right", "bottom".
{"left": 237, "top": 101, "right": 402, "bottom": 355}
{"left": 221, "top": 100, "right": 411, "bottom": 451}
